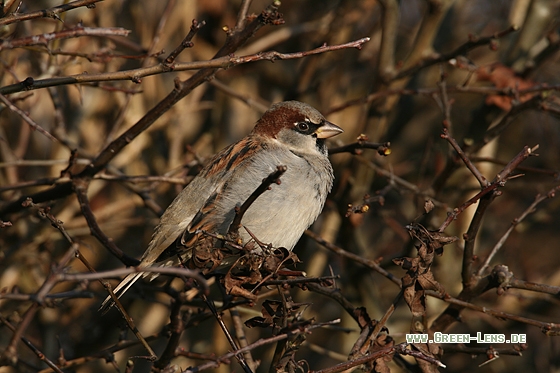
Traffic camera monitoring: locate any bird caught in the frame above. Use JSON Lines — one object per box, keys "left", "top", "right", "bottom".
{"left": 100, "top": 101, "right": 343, "bottom": 311}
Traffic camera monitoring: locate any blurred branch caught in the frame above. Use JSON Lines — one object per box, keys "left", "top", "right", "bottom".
{"left": 305, "top": 282, "right": 359, "bottom": 322}
{"left": 377, "top": 0, "right": 398, "bottom": 80}
{"left": 430, "top": 290, "right": 560, "bottom": 333}
{"left": 477, "top": 185, "right": 560, "bottom": 275}
{"left": 210, "top": 79, "right": 269, "bottom": 112}
{"left": 441, "top": 128, "right": 489, "bottom": 187}
{"left": 361, "top": 158, "right": 449, "bottom": 209}
{"left": 1, "top": 243, "right": 78, "bottom": 366}
{"left": 480, "top": 95, "right": 544, "bottom": 149}
{"left": 394, "top": 25, "right": 518, "bottom": 80}
{"left": 0, "top": 26, "right": 130, "bottom": 51}
{"left": 0, "top": 35, "right": 369, "bottom": 216}
{"left": 0, "top": 0, "right": 103, "bottom": 26}
{"left": 327, "top": 84, "right": 560, "bottom": 114}
{"left": 0, "top": 316, "right": 64, "bottom": 373}
{"left": 235, "top": 0, "right": 254, "bottom": 31}
{"left": 438, "top": 145, "right": 539, "bottom": 232}
{"left": 154, "top": 295, "right": 186, "bottom": 370}
{"left": 401, "top": 0, "right": 455, "bottom": 71}
{"left": 0, "top": 93, "right": 57, "bottom": 142}
{"left": 73, "top": 178, "right": 141, "bottom": 266}
{"left": 238, "top": 11, "right": 334, "bottom": 55}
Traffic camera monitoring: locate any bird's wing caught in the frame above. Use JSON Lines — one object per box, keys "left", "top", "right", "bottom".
{"left": 99, "top": 137, "right": 265, "bottom": 312}
{"left": 140, "top": 137, "right": 265, "bottom": 263}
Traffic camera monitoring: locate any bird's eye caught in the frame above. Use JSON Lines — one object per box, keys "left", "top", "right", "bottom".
{"left": 296, "top": 122, "right": 310, "bottom": 132}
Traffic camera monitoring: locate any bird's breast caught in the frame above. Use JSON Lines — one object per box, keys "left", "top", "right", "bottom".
{"left": 216, "top": 148, "right": 333, "bottom": 251}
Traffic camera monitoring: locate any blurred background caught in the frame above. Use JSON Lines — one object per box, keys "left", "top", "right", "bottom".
{"left": 1, "top": 0, "right": 560, "bottom": 372}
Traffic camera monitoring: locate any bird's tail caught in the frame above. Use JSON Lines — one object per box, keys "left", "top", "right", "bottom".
{"left": 98, "top": 272, "right": 144, "bottom": 314}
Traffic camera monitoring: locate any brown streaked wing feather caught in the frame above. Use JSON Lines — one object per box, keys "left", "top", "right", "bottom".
{"left": 202, "top": 136, "right": 262, "bottom": 178}
{"left": 143, "top": 136, "right": 263, "bottom": 266}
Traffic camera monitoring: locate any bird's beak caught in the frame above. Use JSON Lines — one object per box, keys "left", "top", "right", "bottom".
{"left": 315, "top": 121, "right": 343, "bottom": 139}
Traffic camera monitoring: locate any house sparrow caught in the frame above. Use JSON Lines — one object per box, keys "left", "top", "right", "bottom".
{"left": 100, "top": 101, "right": 342, "bottom": 310}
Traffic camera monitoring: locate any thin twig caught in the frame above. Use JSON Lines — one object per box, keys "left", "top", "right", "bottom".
{"left": 393, "top": 26, "right": 518, "bottom": 80}
{"left": 305, "top": 230, "right": 402, "bottom": 286}
{"left": 164, "top": 19, "right": 206, "bottom": 66}
{"left": 184, "top": 319, "right": 341, "bottom": 373}
{"left": 429, "top": 291, "right": 560, "bottom": 333}
{"left": 0, "top": 26, "right": 130, "bottom": 51}
{"left": 72, "top": 178, "right": 140, "bottom": 266}
{"left": 0, "top": 0, "right": 102, "bottom": 26}
{"left": 329, "top": 140, "right": 391, "bottom": 156}
{"left": 0, "top": 37, "right": 370, "bottom": 95}
{"left": 229, "top": 165, "right": 287, "bottom": 237}
{"left": 201, "top": 293, "right": 254, "bottom": 373}
{"left": 477, "top": 184, "right": 560, "bottom": 275}
{"left": 0, "top": 315, "right": 64, "bottom": 373}
{"left": 438, "top": 145, "right": 538, "bottom": 232}
{"left": 441, "top": 128, "right": 489, "bottom": 187}
{"left": 0, "top": 93, "right": 57, "bottom": 142}
{"left": 235, "top": 0, "right": 254, "bottom": 31}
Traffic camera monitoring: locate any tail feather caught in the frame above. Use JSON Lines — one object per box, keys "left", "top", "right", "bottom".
{"left": 99, "top": 272, "right": 144, "bottom": 313}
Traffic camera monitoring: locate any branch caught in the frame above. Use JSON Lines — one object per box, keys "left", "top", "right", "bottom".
{"left": 326, "top": 84, "right": 560, "bottom": 114}
{"left": 305, "top": 230, "right": 402, "bottom": 286}
{"left": 478, "top": 184, "right": 560, "bottom": 275}
{"left": 163, "top": 19, "right": 206, "bottom": 66}
{"left": 441, "top": 128, "right": 489, "bottom": 187}
{"left": 0, "top": 315, "right": 64, "bottom": 373}
{"left": 0, "top": 0, "right": 103, "bottom": 26}
{"left": 0, "top": 93, "right": 57, "bottom": 142}
{"left": 0, "top": 37, "right": 370, "bottom": 95}
{"left": 393, "top": 25, "right": 518, "bottom": 80}
{"left": 429, "top": 291, "right": 560, "bottom": 334}
{"left": 438, "top": 145, "right": 539, "bottom": 232}
{"left": 0, "top": 4, "right": 283, "bottom": 217}
{"left": 0, "top": 26, "right": 130, "bottom": 51}
{"left": 72, "top": 179, "right": 140, "bottom": 266}
{"left": 228, "top": 165, "right": 287, "bottom": 237}
{"left": 329, "top": 137, "right": 391, "bottom": 156}
{"left": 309, "top": 343, "right": 445, "bottom": 373}
{"left": 184, "top": 319, "right": 341, "bottom": 372}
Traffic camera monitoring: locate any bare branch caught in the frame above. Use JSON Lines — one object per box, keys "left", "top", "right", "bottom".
{"left": 478, "top": 184, "right": 560, "bottom": 275}
{"left": 0, "top": 93, "right": 57, "bottom": 142}
{"left": 0, "top": 0, "right": 103, "bottom": 26}
{"left": 0, "top": 26, "right": 130, "bottom": 51}
{"left": 0, "top": 37, "right": 370, "bottom": 95}
{"left": 394, "top": 25, "right": 518, "bottom": 80}
{"left": 229, "top": 165, "right": 287, "bottom": 238}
